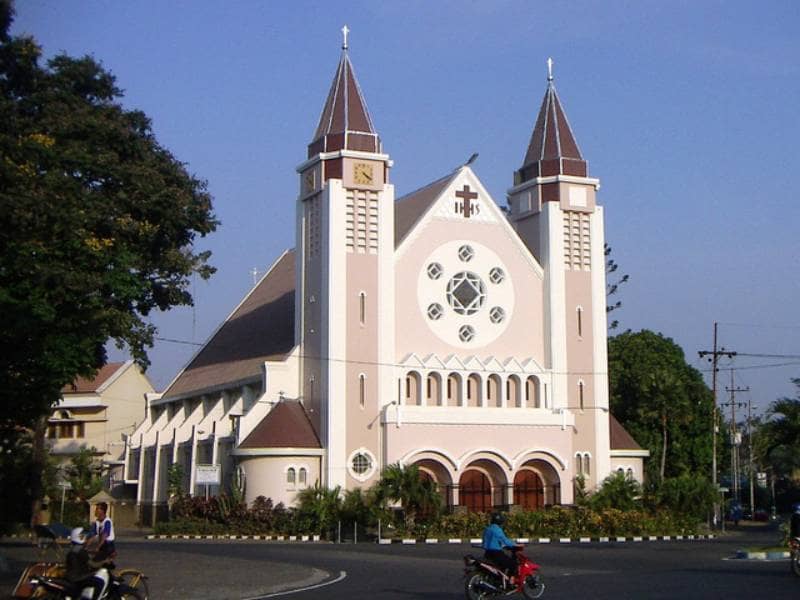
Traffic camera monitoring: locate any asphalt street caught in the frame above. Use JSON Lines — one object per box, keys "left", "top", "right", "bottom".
{"left": 2, "top": 525, "right": 798, "bottom": 599}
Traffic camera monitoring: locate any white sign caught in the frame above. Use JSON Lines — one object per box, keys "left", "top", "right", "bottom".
{"left": 195, "top": 464, "right": 221, "bottom": 485}
{"left": 757, "top": 472, "right": 767, "bottom": 488}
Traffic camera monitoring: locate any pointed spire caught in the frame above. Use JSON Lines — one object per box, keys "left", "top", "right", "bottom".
{"left": 516, "top": 58, "right": 587, "bottom": 184}
{"left": 308, "top": 27, "right": 381, "bottom": 158}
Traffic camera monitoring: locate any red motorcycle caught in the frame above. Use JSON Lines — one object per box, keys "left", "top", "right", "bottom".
{"left": 464, "top": 545, "right": 545, "bottom": 599}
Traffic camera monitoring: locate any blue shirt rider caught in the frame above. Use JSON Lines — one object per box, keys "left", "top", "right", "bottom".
{"left": 482, "top": 513, "right": 519, "bottom": 584}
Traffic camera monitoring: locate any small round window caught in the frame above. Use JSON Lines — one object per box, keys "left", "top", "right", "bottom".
{"left": 459, "top": 325, "right": 475, "bottom": 342}
{"left": 489, "top": 307, "right": 506, "bottom": 324}
{"left": 427, "top": 303, "right": 444, "bottom": 320}
{"left": 458, "top": 245, "right": 475, "bottom": 262}
{"left": 352, "top": 452, "right": 372, "bottom": 475}
{"left": 426, "top": 262, "right": 443, "bottom": 280}
{"left": 489, "top": 267, "right": 505, "bottom": 284}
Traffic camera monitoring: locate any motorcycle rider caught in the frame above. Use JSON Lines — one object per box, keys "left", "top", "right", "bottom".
{"left": 482, "top": 512, "right": 519, "bottom": 586}
{"left": 86, "top": 501, "right": 115, "bottom": 562}
{"left": 65, "top": 527, "right": 108, "bottom": 600}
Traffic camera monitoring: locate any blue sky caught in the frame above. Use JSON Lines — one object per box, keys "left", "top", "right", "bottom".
{"left": 12, "top": 1, "right": 800, "bottom": 414}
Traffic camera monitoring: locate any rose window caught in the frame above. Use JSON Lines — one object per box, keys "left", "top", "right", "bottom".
{"left": 446, "top": 271, "right": 486, "bottom": 315}
{"left": 351, "top": 453, "right": 372, "bottom": 475}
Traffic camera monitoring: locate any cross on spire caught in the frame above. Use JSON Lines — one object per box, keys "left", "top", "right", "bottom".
{"left": 341, "top": 25, "right": 349, "bottom": 50}
{"left": 455, "top": 184, "right": 480, "bottom": 218}
{"left": 547, "top": 57, "right": 554, "bottom": 82}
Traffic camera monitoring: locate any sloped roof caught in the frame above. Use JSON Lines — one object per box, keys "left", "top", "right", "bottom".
{"left": 63, "top": 362, "right": 126, "bottom": 394}
{"left": 308, "top": 49, "right": 381, "bottom": 157}
{"left": 162, "top": 251, "right": 296, "bottom": 400}
{"left": 609, "top": 414, "right": 643, "bottom": 450}
{"left": 239, "top": 400, "right": 321, "bottom": 449}
{"left": 394, "top": 171, "right": 458, "bottom": 245}
{"left": 518, "top": 75, "right": 587, "bottom": 182}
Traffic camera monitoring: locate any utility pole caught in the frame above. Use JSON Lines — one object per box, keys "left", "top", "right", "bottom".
{"left": 723, "top": 371, "right": 748, "bottom": 507}
{"left": 698, "top": 321, "right": 736, "bottom": 527}
{"left": 746, "top": 395, "right": 755, "bottom": 515}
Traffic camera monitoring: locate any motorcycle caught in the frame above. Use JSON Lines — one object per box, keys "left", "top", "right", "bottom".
{"left": 464, "top": 545, "right": 545, "bottom": 599}
{"left": 791, "top": 537, "right": 800, "bottom": 577}
{"left": 15, "top": 562, "right": 148, "bottom": 600}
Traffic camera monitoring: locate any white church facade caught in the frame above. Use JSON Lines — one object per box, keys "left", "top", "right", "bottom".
{"left": 125, "top": 39, "right": 646, "bottom": 522}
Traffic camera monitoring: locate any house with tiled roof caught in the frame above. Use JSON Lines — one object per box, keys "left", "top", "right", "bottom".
{"left": 126, "top": 35, "right": 647, "bottom": 522}
{"left": 49, "top": 361, "right": 153, "bottom": 492}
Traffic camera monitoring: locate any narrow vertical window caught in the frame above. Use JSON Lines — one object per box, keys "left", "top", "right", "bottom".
{"left": 359, "top": 374, "right": 366, "bottom": 409}
{"left": 467, "top": 379, "right": 473, "bottom": 400}
{"left": 575, "top": 454, "right": 583, "bottom": 475}
{"left": 487, "top": 380, "right": 492, "bottom": 401}
{"left": 584, "top": 454, "right": 591, "bottom": 476}
{"left": 406, "top": 376, "right": 411, "bottom": 399}
{"left": 359, "top": 292, "right": 366, "bottom": 325}
{"left": 576, "top": 306, "right": 583, "bottom": 337}
{"left": 299, "top": 468, "right": 307, "bottom": 486}
{"left": 76, "top": 422, "right": 85, "bottom": 438}
{"left": 308, "top": 377, "right": 314, "bottom": 406}
{"left": 426, "top": 377, "right": 431, "bottom": 399}
{"left": 506, "top": 380, "right": 511, "bottom": 402}
{"left": 287, "top": 467, "right": 296, "bottom": 486}
{"left": 579, "top": 381, "right": 585, "bottom": 411}
{"left": 447, "top": 377, "right": 452, "bottom": 399}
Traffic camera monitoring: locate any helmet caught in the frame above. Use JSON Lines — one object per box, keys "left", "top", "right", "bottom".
{"left": 69, "top": 527, "right": 85, "bottom": 545}
{"left": 490, "top": 512, "right": 506, "bottom": 526}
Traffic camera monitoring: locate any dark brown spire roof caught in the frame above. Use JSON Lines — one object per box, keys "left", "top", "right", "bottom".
{"left": 308, "top": 50, "right": 381, "bottom": 158}
{"left": 162, "top": 251, "right": 296, "bottom": 400}
{"left": 609, "top": 414, "right": 643, "bottom": 450}
{"left": 239, "top": 400, "right": 321, "bottom": 449}
{"left": 517, "top": 77, "right": 587, "bottom": 183}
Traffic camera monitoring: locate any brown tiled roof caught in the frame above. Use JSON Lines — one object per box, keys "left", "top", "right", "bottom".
{"left": 239, "top": 400, "right": 321, "bottom": 449}
{"left": 394, "top": 171, "right": 458, "bottom": 246}
{"left": 308, "top": 49, "right": 380, "bottom": 157}
{"left": 63, "top": 362, "right": 125, "bottom": 394}
{"left": 517, "top": 77, "right": 587, "bottom": 182}
{"left": 609, "top": 414, "right": 643, "bottom": 450}
{"left": 163, "top": 251, "right": 296, "bottom": 399}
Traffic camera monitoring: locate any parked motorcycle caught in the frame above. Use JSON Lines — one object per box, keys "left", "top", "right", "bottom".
{"left": 464, "top": 545, "right": 544, "bottom": 599}
{"left": 791, "top": 536, "right": 800, "bottom": 577}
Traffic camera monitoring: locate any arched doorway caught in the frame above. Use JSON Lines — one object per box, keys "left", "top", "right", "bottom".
{"left": 459, "top": 470, "right": 492, "bottom": 512}
{"left": 513, "top": 470, "right": 544, "bottom": 510}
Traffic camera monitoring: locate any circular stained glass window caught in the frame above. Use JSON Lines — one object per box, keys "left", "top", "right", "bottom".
{"left": 459, "top": 325, "right": 475, "bottom": 342}
{"left": 427, "top": 262, "right": 443, "bottom": 280}
{"left": 446, "top": 271, "right": 486, "bottom": 315}
{"left": 489, "top": 267, "right": 505, "bottom": 284}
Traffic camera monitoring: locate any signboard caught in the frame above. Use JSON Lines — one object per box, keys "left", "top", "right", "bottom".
{"left": 195, "top": 464, "right": 221, "bottom": 485}
{"left": 757, "top": 472, "right": 767, "bottom": 488}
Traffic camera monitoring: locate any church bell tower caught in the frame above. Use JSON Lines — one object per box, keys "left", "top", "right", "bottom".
{"left": 507, "top": 59, "right": 611, "bottom": 487}
{"left": 295, "top": 27, "right": 395, "bottom": 490}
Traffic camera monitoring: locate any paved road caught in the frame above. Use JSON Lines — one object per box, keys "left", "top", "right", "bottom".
{"left": 3, "top": 525, "right": 798, "bottom": 599}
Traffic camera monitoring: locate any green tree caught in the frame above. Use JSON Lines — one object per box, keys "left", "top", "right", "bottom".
{"left": 376, "top": 463, "right": 441, "bottom": 528}
{"left": 0, "top": 2, "right": 218, "bottom": 427}
{"left": 590, "top": 471, "right": 642, "bottom": 511}
{"left": 755, "top": 380, "right": 800, "bottom": 487}
{"left": 295, "top": 483, "right": 342, "bottom": 538}
{"left": 63, "top": 447, "right": 103, "bottom": 501}
{"left": 608, "top": 330, "right": 714, "bottom": 483}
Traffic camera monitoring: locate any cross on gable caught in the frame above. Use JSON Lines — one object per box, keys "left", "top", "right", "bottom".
{"left": 455, "top": 184, "right": 480, "bottom": 218}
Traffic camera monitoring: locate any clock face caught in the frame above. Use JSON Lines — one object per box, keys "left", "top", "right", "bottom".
{"left": 353, "top": 162, "right": 374, "bottom": 185}
{"left": 417, "top": 240, "right": 514, "bottom": 347}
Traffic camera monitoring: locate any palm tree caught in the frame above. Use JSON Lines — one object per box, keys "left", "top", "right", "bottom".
{"left": 295, "top": 482, "right": 342, "bottom": 537}
{"left": 376, "top": 463, "right": 441, "bottom": 528}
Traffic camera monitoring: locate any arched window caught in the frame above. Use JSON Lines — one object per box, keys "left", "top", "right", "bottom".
{"left": 299, "top": 468, "right": 307, "bottom": 487}
{"left": 359, "top": 374, "right": 366, "bottom": 409}
{"left": 577, "top": 306, "right": 584, "bottom": 338}
{"left": 287, "top": 467, "right": 296, "bottom": 487}
{"left": 578, "top": 380, "right": 585, "bottom": 411}
{"left": 575, "top": 454, "right": 583, "bottom": 475}
{"left": 584, "top": 454, "right": 591, "bottom": 476}
{"left": 359, "top": 292, "right": 366, "bottom": 325}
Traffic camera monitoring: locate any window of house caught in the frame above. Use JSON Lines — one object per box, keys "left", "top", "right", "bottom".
{"left": 287, "top": 467, "right": 296, "bottom": 487}
{"left": 299, "top": 468, "right": 307, "bottom": 487}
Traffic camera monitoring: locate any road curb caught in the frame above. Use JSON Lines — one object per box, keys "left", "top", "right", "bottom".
{"left": 142, "top": 533, "right": 715, "bottom": 544}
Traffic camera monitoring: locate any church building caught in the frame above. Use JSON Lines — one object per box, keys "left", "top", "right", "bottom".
{"left": 125, "top": 34, "right": 647, "bottom": 522}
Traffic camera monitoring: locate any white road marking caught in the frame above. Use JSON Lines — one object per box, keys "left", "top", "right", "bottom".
{"left": 243, "top": 571, "right": 347, "bottom": 599}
